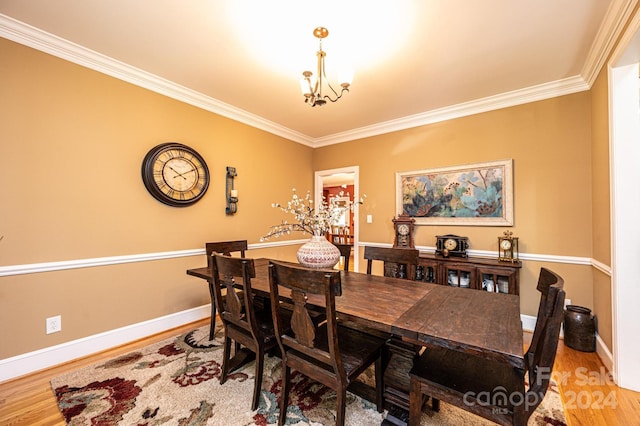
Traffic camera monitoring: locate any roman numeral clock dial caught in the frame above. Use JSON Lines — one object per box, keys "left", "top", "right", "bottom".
{"left": 142, "top": 142, "right": 210, "bottom": 207}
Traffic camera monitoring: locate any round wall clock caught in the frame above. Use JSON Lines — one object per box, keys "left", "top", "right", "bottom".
{"left": 141, "top": 142, "right": 210, "bottom": 207}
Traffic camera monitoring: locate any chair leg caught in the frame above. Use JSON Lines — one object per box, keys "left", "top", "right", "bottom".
{"left": 208, "top": 281, "right": 217, "bottom": 340}
{"left": 252, "top": 347, "right": 265, "bottom": 411}
{"left": 335, "top": 387, "right": 347, "bottom": 426}
{"left": 432, "top": 397, "right": 440, "bottom": 412}
{"left": 278, "top": 363, "right": 290, "bottom": 426}
{"left": 512, "top": 403, "right": 528, "bottom": 426}
{"left": 375, "top": 353, "right": 384, "bottom": 412}
{"left": 220, "top": 335, "right": 232, "bottom": 384}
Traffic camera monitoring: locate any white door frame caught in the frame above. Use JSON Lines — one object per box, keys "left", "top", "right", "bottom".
{"left": 314, "top": 166, "right": 360, "bottom": 272}
{"left": 609, "top": 9, "right": 640, "bottom": 391}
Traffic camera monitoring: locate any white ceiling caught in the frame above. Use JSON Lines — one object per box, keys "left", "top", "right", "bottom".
{"left": 0, "top": 1, "right": 632, "bottom": 147}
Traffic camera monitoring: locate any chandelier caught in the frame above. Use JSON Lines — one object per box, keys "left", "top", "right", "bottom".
{"left": 300, "top": 27, "right": 352, "bottom": 107}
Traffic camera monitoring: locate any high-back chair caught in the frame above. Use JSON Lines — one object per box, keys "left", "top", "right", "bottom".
{"left": 268, "top": 260, "right": 386, "bottom": 426}
{"left": 211, "top": 254, "right": 289, "bottom": 410}
{"left": 206, "top": 240, "right": 248, "bottom": 268}
{"left": 364, "top": 246, "right": 419, "bottom": 280}
{"left": 204, "top": 240, "right": 248, "bottom": 339}
{"left": 333, "top": 243, "right": 352, "bottom": 271}
{"left": 408, "top": 267, "right": 565, "bottom": 426}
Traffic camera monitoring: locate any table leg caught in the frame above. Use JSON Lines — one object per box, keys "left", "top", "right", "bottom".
{"left": 382, "top": 336, "right": 421, "bottom": 425}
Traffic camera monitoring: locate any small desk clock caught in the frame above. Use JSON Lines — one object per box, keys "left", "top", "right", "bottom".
{"left": 498, "top": 230, "right": 519, "bottom": 262}
{"left": 393, "top": 215, "right": 415, "bottom": 248}
{"left": 435, "top": 234, "right": 469, "bottom": 258}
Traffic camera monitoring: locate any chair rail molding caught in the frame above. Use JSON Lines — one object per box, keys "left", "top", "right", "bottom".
{"left": 0, "top": 241, "right": 600, "bottom": 277}
{"left": 0, "top": 240, "right": 308, "bottom": 277}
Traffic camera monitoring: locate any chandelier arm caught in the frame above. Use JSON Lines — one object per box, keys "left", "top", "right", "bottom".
{"left": 323, "top": 87, "right": 349, "bottom": 103}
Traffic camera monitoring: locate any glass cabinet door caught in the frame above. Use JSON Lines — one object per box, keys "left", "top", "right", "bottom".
{"left": 416, "top": 260, "right": 439, "bottom": 283}
{"left": 443, "top": 264, "right": 475, "bottom": 289}
{"left": 477, "top": 267, "right": 517, "bottom": 294}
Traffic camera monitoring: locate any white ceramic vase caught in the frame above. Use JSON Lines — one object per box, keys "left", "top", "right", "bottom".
{"left": 297, "top": 235, "right": 341, "bottom": 269}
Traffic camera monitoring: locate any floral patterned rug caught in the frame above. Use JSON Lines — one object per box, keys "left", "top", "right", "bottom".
{"left": 51, "top": 325, "right": 567, "bottom": 425}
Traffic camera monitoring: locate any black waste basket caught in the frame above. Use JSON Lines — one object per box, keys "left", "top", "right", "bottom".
{"left": 563, "top": 305, "right": 596, "bottom": 352}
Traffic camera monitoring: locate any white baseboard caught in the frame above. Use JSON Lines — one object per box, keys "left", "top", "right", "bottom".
{"left": 0, "top": 309, "right": 615, "bottom": 384}
{"left": 521, "top": 314, "right": 537, "bottom": 332}
{"left": 0, "top": 305, "right": 210, "bottom": 383}
{"left": 596, "top": 333, "right": 615, "bottom": 375}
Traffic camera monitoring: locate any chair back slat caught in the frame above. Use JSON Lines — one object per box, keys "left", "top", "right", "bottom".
{"left": 211, "top": 254, "right": 257, "bottom": 337}
{"left": 206, "top": 240, "right": 248, "bottom": 268}
{"left": 268, "top": 260, "right": 343, "bottom": 376}
{"left": 289, "top": 288, "right": 317, "bottom": 347}
{"left": 364, "top": 246, "right": 419, "bottom": 280}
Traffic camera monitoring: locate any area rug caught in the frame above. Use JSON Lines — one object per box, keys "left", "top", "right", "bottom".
{"left": 51, "top": 325, "right": 567, "bottom": 425}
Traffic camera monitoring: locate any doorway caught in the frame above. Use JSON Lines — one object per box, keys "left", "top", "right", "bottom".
{"left": 315, "top": 166, "right": 360, "bottom": 272}
{"left": 609, "top": 10, "right": 640, "bottom": 391}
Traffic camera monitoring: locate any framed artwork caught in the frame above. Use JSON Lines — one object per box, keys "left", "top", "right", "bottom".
{"left": 396, "top": 159, "right": 513, "bottom": 226}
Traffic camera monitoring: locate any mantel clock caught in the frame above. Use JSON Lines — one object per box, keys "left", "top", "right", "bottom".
{"left": 498, "top": 230, "right": 519, "bottom": 262}
{"left": 435, "top": 234, "right": 469, "bottom": 258}
{"left": 393, "top": 215, "right": 415, "bottom": 248}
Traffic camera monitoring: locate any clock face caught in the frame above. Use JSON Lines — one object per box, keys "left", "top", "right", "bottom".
{"left": 397, "top": 224, "right": 410, "bottom": 236}
{"left": 444, "top": 238, "right": 457, "bottom": 251}
{"left": 142, "top": 143, "right": 210, "bottom": 207}
{"left": 500, "top": 239, "right": 512, "bottom": 250}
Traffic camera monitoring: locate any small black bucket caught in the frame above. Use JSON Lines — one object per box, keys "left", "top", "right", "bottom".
{"left": 563, "top": 305, "right": 596, "bottom": 352}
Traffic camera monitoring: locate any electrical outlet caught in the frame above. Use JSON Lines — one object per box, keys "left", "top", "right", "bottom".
{"left": 564, "top": 298, "right": 572, "bottom": 308}
{"left": 46, "top": 315, "right": 62, "bottom": 334}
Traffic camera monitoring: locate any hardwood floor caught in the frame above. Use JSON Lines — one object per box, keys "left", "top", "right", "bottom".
{"left": 0, "top": 319, "right": 638, "bottom": 425}
{"left": 553, "top": 339, "right": 640, "bottom": 425}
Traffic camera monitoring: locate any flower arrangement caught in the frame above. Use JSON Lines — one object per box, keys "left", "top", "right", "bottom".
{"left": 260, "top": 188, "right": 365, "bottom": 241}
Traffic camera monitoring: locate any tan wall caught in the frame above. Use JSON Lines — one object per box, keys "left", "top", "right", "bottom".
{"left": 0, "top": 39, "right": 312, "bottom": 358}
{"left": 590, "top": 64, "right": 613, "bottom": 350}
{"left": 1, "top": 16, "right": 625, "bottom": 360}
{"left": 313, "top": 94, "right": 594, "bottom": 317}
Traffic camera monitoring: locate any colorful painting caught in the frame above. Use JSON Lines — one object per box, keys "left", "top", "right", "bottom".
{"left": 396, "top": 159, "right": 513, "bottom": 226}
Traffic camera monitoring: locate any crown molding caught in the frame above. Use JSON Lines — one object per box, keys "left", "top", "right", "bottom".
{"left": 0, "top": 14, "right": 312, "bottom": 147}
{"left": 581, "top": 0, "right": 638, "bottom": 87}
{"left": 312, "top": 76, "right": 589, "bottom": 147}
{"left": 1, "top": 3, "right": 630, "bottom": 148}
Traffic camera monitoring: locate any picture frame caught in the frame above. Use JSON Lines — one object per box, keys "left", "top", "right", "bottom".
{"left": 396, "top": 159, "right": 513, "bottom": 226}
{"left": 332, "top": 196, "right": 351, "bottom": 228}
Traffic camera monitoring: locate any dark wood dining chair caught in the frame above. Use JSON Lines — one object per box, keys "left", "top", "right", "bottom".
{"left": 333, "top": 243, "right": 352, "bottom": 271}
{"left": 364, "top": 246, "right": 419, "bottom": 280}
{"left": 408, "top": 267, "right": 565, "bottom": 426}
{"left": 211, "top": 254, "right": 289, "bottom": 411}
{"left": 268, "top": 260, "right": 386, "bottom": 426}
{"left": 205, "top": 240, "right": 249, "bottom": 339}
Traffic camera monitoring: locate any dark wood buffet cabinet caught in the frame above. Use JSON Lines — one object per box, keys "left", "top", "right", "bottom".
{"left": 417, "top": 253, "right": 521, "bottom": 295}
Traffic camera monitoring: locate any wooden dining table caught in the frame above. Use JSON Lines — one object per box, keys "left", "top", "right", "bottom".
{"left": 186, "top": 257, "right": 524, "bottom": 424}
